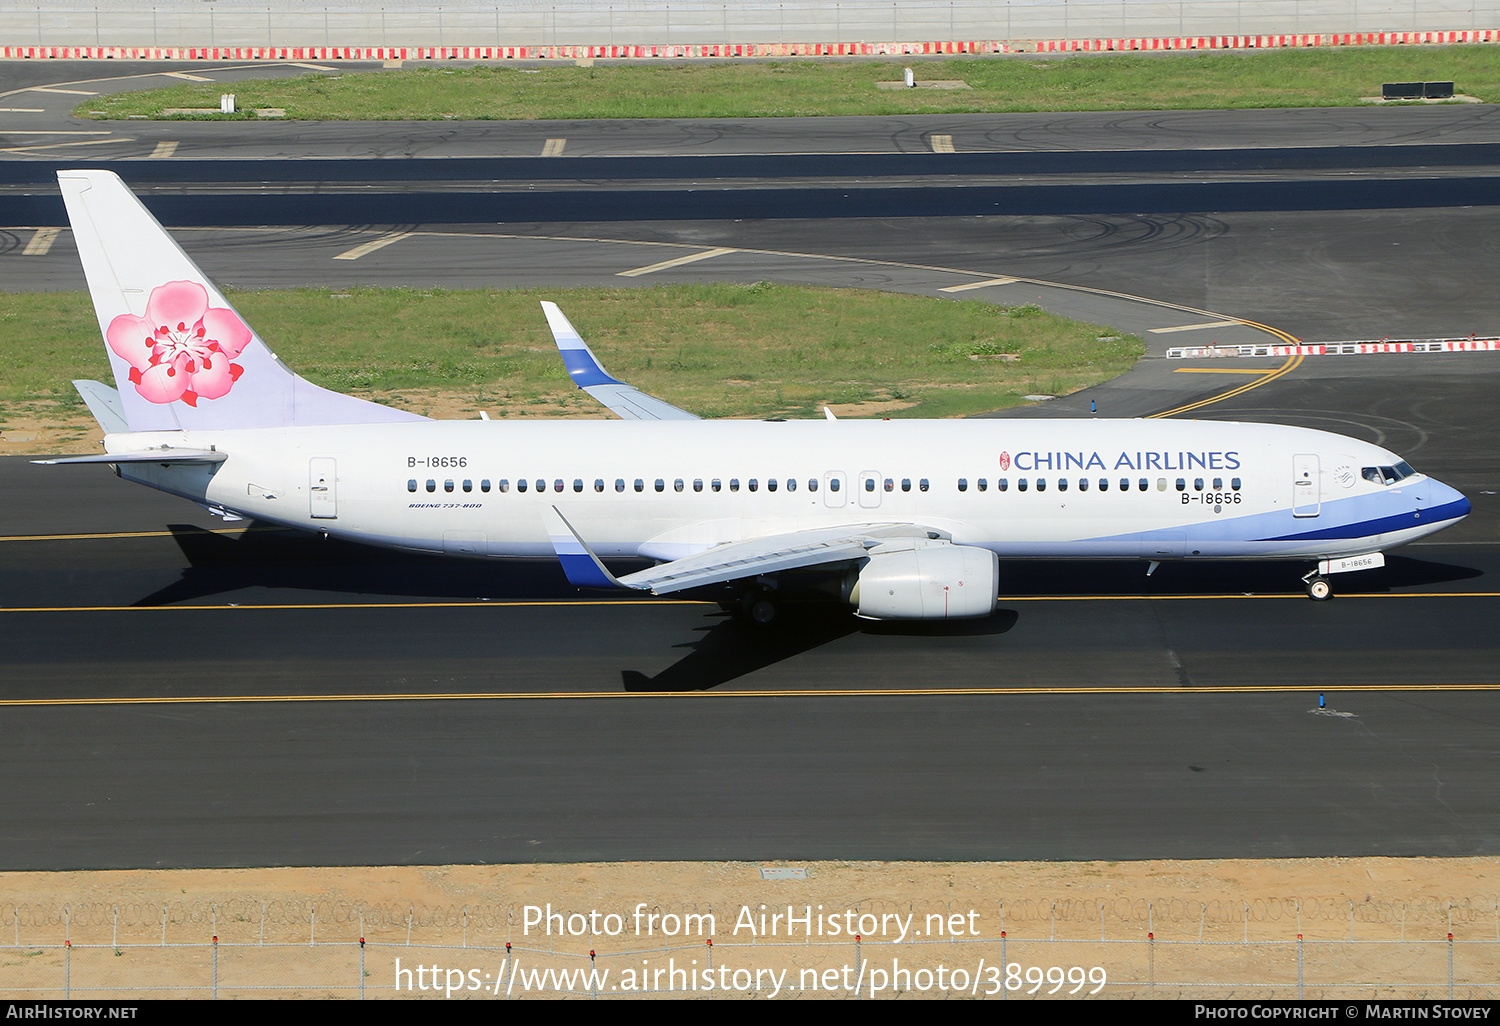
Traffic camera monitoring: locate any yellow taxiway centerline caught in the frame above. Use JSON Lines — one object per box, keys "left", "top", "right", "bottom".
{"left": 3, "top": 682, "right": 1499, "bottom": 708}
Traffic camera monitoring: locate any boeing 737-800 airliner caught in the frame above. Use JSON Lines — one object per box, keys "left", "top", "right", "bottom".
{"left": 37, "top": 170, "right": 1471, "bottom": 622}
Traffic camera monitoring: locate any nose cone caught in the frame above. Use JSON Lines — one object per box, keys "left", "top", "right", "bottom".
{"left": 1427, "top": 478, "right": 1471, "bottom": 524}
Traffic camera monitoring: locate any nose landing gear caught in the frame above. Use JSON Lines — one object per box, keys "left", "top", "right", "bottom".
{"left": 1301, "top": 568, "right": 1333, "bottom": 601}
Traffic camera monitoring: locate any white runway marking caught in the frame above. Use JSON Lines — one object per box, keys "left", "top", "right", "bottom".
{"left": 939, "top": 276, "right": 1019, "bottom": 292}
{"left": 617, "top": 247, "right": 738, "bottom": 277}
{"left": 929, "top": 134, "right": 955, "bottom": 153}
{"left": 22, "top": 228, "right": 60, "bottom": 256}
{"left": 541, "top": 137, "right": 566, "bottom": 157}
{"left": 28, "top": 87, "right": 98, "bottom": 95}
{"left": 1149, "top": 319, "right": 1244, "bottom": 333}
{"left": 0, "top": 108, "right": 45, "bottom": 113}
{"left": 163, "top": 72, "right": 214, "bottom": 82}
{"left": 333, "top": 231, "right": 415, "bottom": 261}
{"left": 149, "top": 141, "right": 179, "bottom": 158}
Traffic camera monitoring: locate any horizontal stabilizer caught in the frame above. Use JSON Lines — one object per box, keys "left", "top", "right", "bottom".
{"left": 33, "top": 448, "right": 228, "bottom": 466}
{"left": 541, "top": 301, "right": 699, "bottom": 421}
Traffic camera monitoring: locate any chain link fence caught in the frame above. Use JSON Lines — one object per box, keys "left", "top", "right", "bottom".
{"left": 1, "top": 1, "right": 1496, "bottom": 50}
{"left": 4, "top": 895, "right": 1498, "bottom": 998}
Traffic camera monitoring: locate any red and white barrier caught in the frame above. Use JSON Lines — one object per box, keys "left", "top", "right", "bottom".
{"left": 1167, "top": 337, "right": 1500, "bottom": 359}
{"left": 1, "top": 28, "right": 1495, "bottom": 61}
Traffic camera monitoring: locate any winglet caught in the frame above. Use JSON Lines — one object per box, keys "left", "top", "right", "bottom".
{"left": 544, "top": 506, "right": 644, "bottom": 590}
{"left": 541, "top": 301, "right": 622, "bottom": 388}
{"left": 539, "top": 301, "right": 700, "bottom": 421}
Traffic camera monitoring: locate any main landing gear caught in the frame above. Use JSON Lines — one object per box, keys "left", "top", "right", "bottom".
{"left": 741, "top": 587, "right": 781, "bottom": 626}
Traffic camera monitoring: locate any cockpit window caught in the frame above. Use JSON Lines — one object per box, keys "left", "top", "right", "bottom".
{"left": 1363, "top": 462, "right": 1418, "bottom": 486}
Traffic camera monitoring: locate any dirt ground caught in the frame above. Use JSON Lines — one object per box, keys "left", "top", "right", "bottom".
{"left": 3, "top": 859, "right": 1498, "bottom": 999}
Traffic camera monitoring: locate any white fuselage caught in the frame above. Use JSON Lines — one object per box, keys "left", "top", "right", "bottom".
{"left": 107, "top": 417, "right": 1468, "bottom": 567}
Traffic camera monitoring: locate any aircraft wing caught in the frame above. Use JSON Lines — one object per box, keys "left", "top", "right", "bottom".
{"left": 541, "top": 301, "right": 700, "bottom": 421}
{"left": 546, "top": 507, "right": 939, "bottom": 594}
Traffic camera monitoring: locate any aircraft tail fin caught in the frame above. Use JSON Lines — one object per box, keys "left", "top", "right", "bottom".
{"left": 57, "top": 169, "right": 425, "bottom": 433}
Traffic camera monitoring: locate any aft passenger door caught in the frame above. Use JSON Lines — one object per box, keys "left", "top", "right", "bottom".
{"left": 1293, "top": 455, "right": 1320, "bottom": 517}
{"left": 309, "top": 457, "right": 338, "bottom": 519}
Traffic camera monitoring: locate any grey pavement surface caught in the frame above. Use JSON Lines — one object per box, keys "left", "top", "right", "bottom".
{"left": 0, "top": 57, "right": 1498, "bottom": 868}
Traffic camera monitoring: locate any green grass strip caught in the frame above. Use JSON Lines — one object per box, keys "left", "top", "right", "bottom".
{"left": 0, "top": 283, "right": 1141, "bottom": 422}
{"left": 77, "top": 48, "right": 1500, "bottom": 121}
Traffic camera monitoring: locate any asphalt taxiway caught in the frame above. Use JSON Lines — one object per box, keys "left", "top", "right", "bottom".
{"left": 0, "top": 60, "right": 1497, "bottom": 868}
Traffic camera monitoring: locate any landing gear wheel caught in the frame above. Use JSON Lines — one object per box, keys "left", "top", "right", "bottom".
{"left": 1306, "top": 576, "right": 1332, "bottom": 601}
{"left": 742, "top": 589, "right": 781, "bottom": 626}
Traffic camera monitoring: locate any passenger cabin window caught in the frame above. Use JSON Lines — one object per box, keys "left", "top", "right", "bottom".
{"left": 595, "top": 479, "right": 604, "bottom": 493}
{"left": 1018, "top": 479, "right": 1028, "bottom": 492}
{"left": 901, "top": 479, "right": 911, "bottom": 492}
{"left": 655, "top": 479, "right": 665, "bottom": 492}
{"left": 957, "top": 478, "right": 967, "bottom": 492}
{"left": 462, "top": 479, "right": 472, "bottom": 492}
{"left": 1156, "top": 478, "right": 1167, "bottom": 491}
{"left": 998, "top": 478, "right": 1008, "bottom": 492}
{"left": 884, "top": 478, "right": 894, "bottom": 492}
{"left": 498, "top": 479, "right": 509, "bottom": 493}
{"left": 749, "top": 479, "right": 759, "bottom": 492}
{"left": 517, "top": 480, "right": 528, "bottom": 493}
{"left": 1176, "top": 478, "right": 1186, "bottom": 492}
{"left": 830, "top": 478, "right": 841, "bottom": 492}
{"left": 444, "top": 480, "right": 454, "bottom": 493}
{"left": 1078, "top": 478, "right": 1088, "bottom": 492}
{"left": 977, "top": 478, "right": 987, "bottom": 492}
{"left": 693, "top": 479, "right": 703, "bottom": 492}
{"left": 1231, "top": 478, "right": 1241, "bottom": 491}
{"left": 427, "top": 480, "right": 436, "bottom": 492}
{"left": 1194, "top": 478, "right": 1204, "bottom": 491}
{"left": 919, "top": 479, "right": 929, "bottom": 492}
{"left": 615, "top": 479, "right": 625, "bottom": 492}
{"left": 481, "top": 479, "right": 491, "bottom": 493}
{"left": 407, "top": 479, "right": 417, "bottom": 493}
{"left": 712, "top": 479, "right": 722, "bottom": 492}
{"left": 808, "top": 478, "right": 818, "bottom": 492}
{"left": 730, "top": 479, "right": 740, "bottom": 492}
{"left": 573, "top": 479, "right": 584, "bottom": 493}
{"left": 554, "top": 479, "right": 564, "bottom": 493}
{"left": 1035, "top": 478, "right": 1046, "bottom": 492}
{"left": 634, "top": 479, "right": 644, "bottom": 493}
{"left": 536, "top": 479, "right": 546, "bottom": 493}
{"left": 787, "top": 478, "right": 796, "bottom": 492}
{"left": 1057, "top": 478, "right": 1068, "bottom": 492}
{"left": 674, "top": 479, "right": 684, "bottom": 492}
{"left": 768, "top": 479, "right": 778, "bottom": 492}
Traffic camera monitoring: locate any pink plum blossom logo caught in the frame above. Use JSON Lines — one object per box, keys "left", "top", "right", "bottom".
{"left": 997, "top": 451, "right": 1011, "bottom": 472}
{"left": 105, "top": 281, "right": 250, "bottom": 406}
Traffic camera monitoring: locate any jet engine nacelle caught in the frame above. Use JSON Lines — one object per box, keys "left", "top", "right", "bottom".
{"left": 849, "top": 540, "right": 999, "bottom": 620}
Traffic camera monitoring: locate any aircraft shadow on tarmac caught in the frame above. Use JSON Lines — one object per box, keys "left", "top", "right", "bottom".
{"left": 620, "top": 607, "right": 1021, "bottom": 693}
{"left": 143, "top": 523, "right": 1483, "bottom": 607}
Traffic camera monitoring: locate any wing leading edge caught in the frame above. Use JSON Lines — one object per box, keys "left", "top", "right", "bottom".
{"left": 545, "top": 506, "right": 942, "bottom": 595}
{"left": 541, "top": 301, "right": 700, "bottom": 421}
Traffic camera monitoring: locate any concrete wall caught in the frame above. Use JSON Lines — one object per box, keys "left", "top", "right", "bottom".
{"left": 2, "top": 1, "right": 1496, "bottom": 50}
